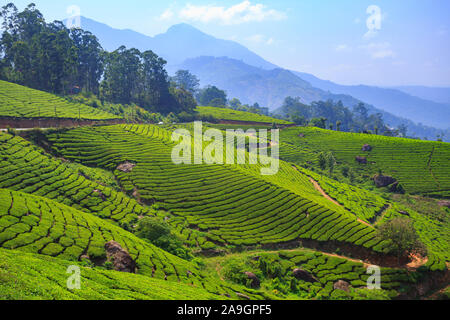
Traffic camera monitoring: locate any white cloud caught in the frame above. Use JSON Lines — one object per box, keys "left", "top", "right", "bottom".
{"left": 179, "top": 1, "right": 286, "bottom": 25}
{"left": 335, "top": 44, "right": 352, "bottom": 52}
{"left": 247, "top": 34, "right": 275, "bottom": 45}
{"left": 361, "top": 42, "right": 395, "bottom": 59}
{"left": 158, "top": 8, "right": 174, "bottom": 21}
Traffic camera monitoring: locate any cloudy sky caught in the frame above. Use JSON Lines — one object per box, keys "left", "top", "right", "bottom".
{"left": 9, "top": 0, "right": 450, "bottom": 87}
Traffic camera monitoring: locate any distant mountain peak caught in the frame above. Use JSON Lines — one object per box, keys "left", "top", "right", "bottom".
{"left": 166, "top": 23, "right": 204, "bottom": 34}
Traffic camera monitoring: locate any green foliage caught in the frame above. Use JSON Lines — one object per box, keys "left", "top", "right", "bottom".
{"left": 196, "top": 106, "right": 291, "bottom": 124}
{"left": 197, "top": 85, "right": 227, "bottom": 107}
{"left": 171, "top": 70, "right": 200, "bottom": 94}
{"left": 0, "top": 248, "right": 220, "bottom": 300}
{"left": 0, "top": 4, "right": 102, "bottom": 95}
{"left": 0, "top": 80, "right": 119, "bottom": 120}
{"left": 377, "top": 218, "right": 427, "bottom": 258}
{"left": 46, "top": 124, "right": 385, "bottom": 253}
{"left": 279, "top": 126, "right": 450, "bottom": 195}
{"left": 278, "top": 98, "right": 388, "bottom": 135}
{"left": 136, "top": 217, "right": 171, "bottom": 241}
{"left": 216, "top": 250, "right": 412, "bottom": 300}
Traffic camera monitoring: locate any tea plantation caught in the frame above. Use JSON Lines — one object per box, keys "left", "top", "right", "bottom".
{"left": 196, "top": 106, "right": 292, "bottom": 124}
{"left": 279, "top": 127, "right": 450, "bottom": 196}
{"left": 46, "top": 125, "right": 388, "bottom": 252}
{"left": 0, "top": 121, "right": 448, "bottom": 300}
{"left": 0, "top": 80, "right": 119, "bottom": 120}
{"left": 0, "top": 248, "right": 219, "bottom": 300}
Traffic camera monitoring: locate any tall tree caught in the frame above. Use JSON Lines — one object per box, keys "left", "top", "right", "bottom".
{"left": 172, "top": 69, "right": 199, "bottom": 94}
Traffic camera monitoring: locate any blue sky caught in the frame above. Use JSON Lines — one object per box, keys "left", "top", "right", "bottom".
{"left": 7, "top": 0, "right": 450, "bottom": 87}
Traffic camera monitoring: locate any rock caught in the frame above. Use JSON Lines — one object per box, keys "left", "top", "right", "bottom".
{"left": 334, "top": 280, "right": 351, "bottom": 292}
{"left": 292, "top": 268, "right": 317, "bottom": 283}
{"left": 236, "top": 293, "right": 251, "bottom": 300}
{"left": 93, "top": 189, "right": 106, "bottom": 201}
{"left": 399, "top": 210, "right": 410, "bottom": 217}
{"left": 355, "top": 156, "right": 367, "bottom": 164}
{"left": 244, "top": 272, "right": 260, "bottom": 288}
{"left": 116, "top": 161, "right": 136, "bottom": 173}
{"left": 104, "top": 241, "right": 136, "bottom": 273}
{"left": 438, "top": 200, "right": 450, "bottom": 208}
{"left": 362, "top": 144, "right": 372, "bottom": 152}
{"left": 373, "top": 174, "right": 397, "bottom": 188}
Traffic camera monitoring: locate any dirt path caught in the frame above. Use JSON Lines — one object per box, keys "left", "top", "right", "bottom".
{"left": 308, "top": 177, "right": 373, "bottom": 228}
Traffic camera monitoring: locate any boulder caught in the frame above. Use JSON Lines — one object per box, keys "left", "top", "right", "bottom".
{"left": 355, "top": 156, "right": 367, "bottom": 164}
{"left": 362, "top": 144, "right": 373, "bottom": 152}
{"left": 373, "top": 174, "right": 397, "bottom": 188}
{"left": 104, "top": 241, "right": 136, "bottom": 273}
{"left": 334, "top": 280, "right": 351, "bottom": 292}
{"left": 438, "top": 200, "right": 450, "bottom": 208}
{"left": 116, "top": 161, "right": 136, "bottom": 173}
{"left": 292, "top": 268, "right": 317, "bottom": 283}
{"left": 244, "top": 272, "right": 260, "bottom": 288}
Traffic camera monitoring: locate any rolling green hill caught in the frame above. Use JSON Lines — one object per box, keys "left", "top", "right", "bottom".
{"left": 0, "top": 188, "right": 273, "bottom": 300}
{"left": 279, "top": 127, "right": 450, "bottom": 197}
{"left": 46, "top": 125, "right": 388, "bottom": 253}
{"left": 0, "top": 248, "right": 218, "bottom": 300}
{"left": 196, "top": 106, "right": 291, "bottom": 125}
{"left": 0, "top": 80, "right": 119, "bottom": 120}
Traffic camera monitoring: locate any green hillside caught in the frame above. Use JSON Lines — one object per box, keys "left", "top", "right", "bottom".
{"left": 208, "top": 249, "right": 422, "bottom": 300}
{"left": 0, "top": 248, "right": 218, "bottom": 300}
{"left": 46, "top": 125, "right": 387, "bottom": 253}
{"left": 196, "top": 106, "right": 291, "bottom": 124}
{"left": 0, "top": 80, "right": 119, "bottom": 120}
{"left": 0, "top": 188, "right": 273, "bottom": 300}
{"left": 280, "top": 127, "right": 450, "bottom": 196}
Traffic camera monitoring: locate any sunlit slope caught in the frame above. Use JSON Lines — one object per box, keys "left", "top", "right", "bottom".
{"left": 280, "top": 127, "right": 450, "bottom": 196}
{"left": 0, "top": 188, "right": 273, "bottom": 299}
{"left": 0, "top": 80, "right": 119, "bottom": 120}
{"left": 47, "top": 125, "right": 388, "bottom": 252}
{"left": 212, "top": 249, "right": 420, "bottom": 299}
{"left": 0, "top": 248, "right": 218, "bottom": 300}
{"left": 0, "top": 133, "right": 151, "bottom": 225}
{"left": 196, "top": 106, "right": 291, "bottom": 124}
{"left": 0, "top": 188, "right": 203, "bottom": 283}
{"left": 293, "top": 166, "right": 449, "bottom": 271}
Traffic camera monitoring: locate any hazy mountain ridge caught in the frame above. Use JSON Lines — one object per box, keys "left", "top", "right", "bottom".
{"left": 73, "top": 17, "right": 449, "bottom": 140}
{"left": 78, "top": 17, "right": 276, "bottom": 69}
{"left": 296, "top": 72, "right": 450, "bottom": 129}
{"left": 392, "top": 86, "right": 450, "bottom": 105}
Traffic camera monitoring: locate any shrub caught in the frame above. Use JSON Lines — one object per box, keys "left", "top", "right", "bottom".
{"left": 136, "top": 217, "right": 192, "bottom": 260}
{"left": 376, "top": 218, "right": 427, "bottom": 259}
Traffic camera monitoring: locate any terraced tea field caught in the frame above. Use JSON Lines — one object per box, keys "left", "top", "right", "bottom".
{"left": 46, "top": 125, "right": 389, "bottom": 253}
{"left": 196, "top": 106, "right": 292, "bottom": 124}
{"left": 0, "top": 188, "right": 273, "bottom": 299}
{"left": 212, "top": 249, "right": 424, "bottom": 300}
{"left": 0, "top": 133, "right": 151, "bottom": 225}
{"left": 0, "top": 80, "right": 119, "bottom": 120}
{"left": 0, "top": 248, "right": 219, "bottom": 300}
{"left": 279, "top": 127, "right": 450, "bottom": 196}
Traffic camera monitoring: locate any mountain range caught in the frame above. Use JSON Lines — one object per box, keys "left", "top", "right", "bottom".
{"left": 73, "top": 16, "right": 449, "bottom": 139}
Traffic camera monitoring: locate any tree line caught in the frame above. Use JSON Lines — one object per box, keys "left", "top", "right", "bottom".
{"left": 0, "top": 3, "right": 196, "bottom": 115}
{"left": 276, "top": 96, "right": 408, "bottom": 136}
